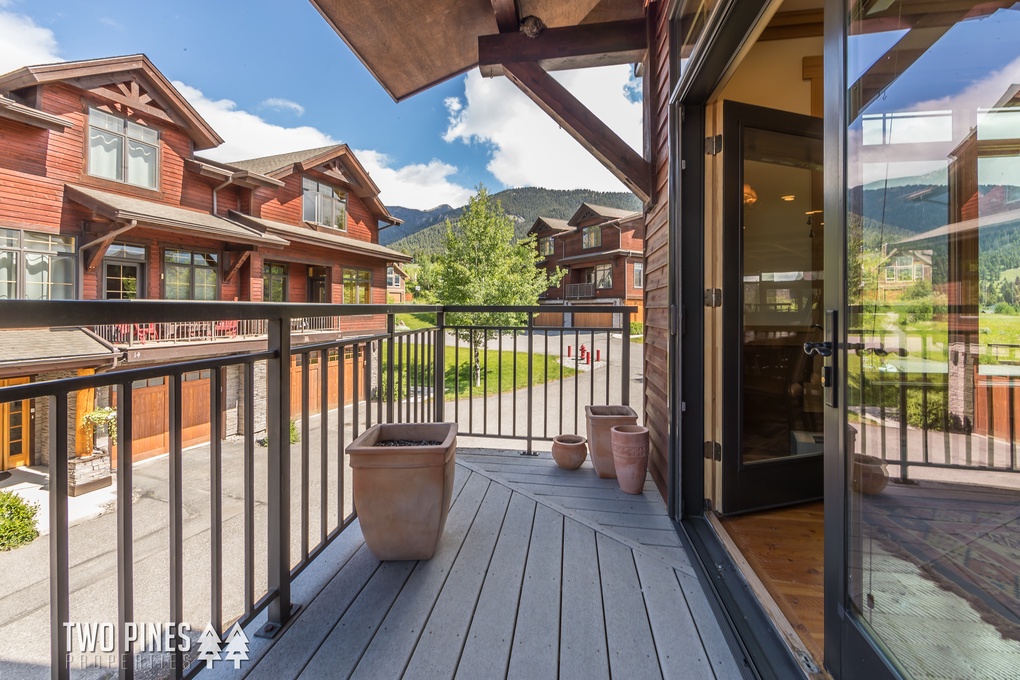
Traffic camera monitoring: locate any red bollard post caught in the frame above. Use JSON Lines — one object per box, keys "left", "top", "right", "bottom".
{"left": 596, "top": 349, "right": 601, "bottom": 362}
{"left": 586, "top": 353, "right": 591, "bottom": 365}
{"left": 567, "top": 345, "right": 572, "bottom": 357}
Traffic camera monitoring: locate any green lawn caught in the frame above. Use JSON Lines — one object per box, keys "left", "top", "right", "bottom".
{"left": 383, "top": 344, "right": 577, "bottom": 401}
{"left": 395, "top": 312, "right": 437, "bottom": 330}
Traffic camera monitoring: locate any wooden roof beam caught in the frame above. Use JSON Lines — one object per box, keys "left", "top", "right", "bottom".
{"left": 479, "top": 19, "right": 646, "bottom": 77}
{"left": 502, "top": 61, "right": 650, "bottom": 203}
{"left": 491, "top": 0, "right": 519, "bottom": 32}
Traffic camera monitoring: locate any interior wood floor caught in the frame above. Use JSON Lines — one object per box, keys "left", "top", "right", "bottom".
{"left": 719, "top": 502, "right": 825, "bottom": 666}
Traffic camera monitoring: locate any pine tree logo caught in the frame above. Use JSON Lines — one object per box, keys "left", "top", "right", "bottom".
{"left": 222, "top": 623, "right": 250, "bottom": 669}
{"left": 196, "top": 624, "right": 222, "bottom": 668}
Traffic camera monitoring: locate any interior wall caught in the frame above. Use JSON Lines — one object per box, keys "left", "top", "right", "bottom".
{"left": 717, "top": 37, "right": 822, "bottom": 115}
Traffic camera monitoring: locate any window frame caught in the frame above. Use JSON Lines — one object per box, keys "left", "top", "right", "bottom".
{"left": 633, "top": 261, "right": 644, "bottom": 289}
{"left": 539, "top": 236, "right": 555, "bottom": 257}
{"left": 387, "top": 266, "right": 402, "bottom": 288}
{"left": 0, "top": 228, "right": 76, "bottom": 300}
{"left": 163, "top": 248, "right": 220, "bottom": 301}
{"left": 594, "top": 263, "right": 613, "bottom": 289}
{"left": 582, "top": 226, "right": 602, "bottom": 249}
{"left": 263, "top": 261, "right": 289, "bottom": 303}
{"left": 102, "top": 242, "right": 147, "bottom": 300}
{"left": 302, "top": 177, "right": 349, "bottom": 230}
{"left": 87, "top": 107, "right": 161, "bottom": 190}
{"left": 343, "top": 268, "right": 372, "bottom": 304}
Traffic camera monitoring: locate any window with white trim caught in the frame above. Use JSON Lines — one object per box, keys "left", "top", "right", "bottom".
{"left": 633, "top": 262, "right": 644, "bottom": 289}
{"left": 387, "top": 266, "right": 402, "bottom": 288}
{"left": 0, "top": 228, "right": 75, "bottom": 300}
{"left": 539, "top": 237, "right": 554, "bottom": 256}
{"left": 582, "top": 226, "right": 602, "bottom": 249}
{"left": 343, "top": 268, "right": 371, "bottom": 304}
{"left": 302, "top": 178, "right": 348, "bottom": 230}
{"left": 593, "top": 263, "right": 613, "bottom": 289}
{"left": 88, "top": 108, "right": 159, "bottom": 189}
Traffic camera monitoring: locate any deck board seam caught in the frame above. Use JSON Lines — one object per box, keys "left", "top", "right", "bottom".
{"left": 501, "top": 498, "right": 539, "bottom": 680}
{"left": 628, "top": 547, "right": 667, "bottom": 680}
{"left": 457, "top": 459, "right": 695, "bottom": 577}
{"left": 671, "top": 567, "right": 730, "bottom": 680}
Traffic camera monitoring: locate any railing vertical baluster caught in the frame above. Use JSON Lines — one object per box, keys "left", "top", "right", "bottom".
{"left": 898, "top": 381, "right": 909, "bottom": 482}
{"left": 365, "top": 342, "right": 373, "bottom": 430}
{"left": 621, "top": 311, "right": 631, "bottom": 406}
{"left": 469, "top": 329, "right": 474, "bottom": 433}
{"left": 454, "top": 332, "right": 460, "bottom": 426}
{"left": 116, "top": 383, "right": 134, "bottom": 680}
{"left": 498, "top": 332, "right": 503, "bottom": 436}
{"left": 376, "top": 338, "right": 383, "bottom": 426}
{"left": 243, "top": 361, "right": 255, "bottom": 616}
{"left": 168, "top": 374, "right": 184, "bottom": 675}
{"left": 512, "top": 331, "right": 517, "bottom": 437}
{"left": 419, "top": 332, "right": 425, "bottom": 424}
{"left": 483, "top": 329, "right": 489, "bottom": 434}
{"left": 49, "top": 393, "right": 70, "bottom": 680}
{"left": 544, "top": 332, "right": 549, "bottom": 439}
{"left": 574, "top": 328, "right": 580, "bottom": 435}
{"left": 264, "top": 317, "right": 293, "bottom": 636}
{"left": 943, "top": 361, "right": 951, "bottom": 464}
{"left": 526, "top": 312, "right": 534, "bottom": 455}
{"left": 1010, "top": 377, "right": 1017, "bottom": 471}
{"left": 559, "top": 325, "right": 564, "bottom": 436}
{"left": 589, "top": 329, "right": 595, "bottom": 407}
{"left": 435, "top": 313, "right": 446, "bottom": 422}
{"left": 210, "top": 368, "right": 224, "bottom": 633}
{"left": 387, "top": 315, "right": 395, "bottom": 424}
{"left": 605, "top": 328, "right": 611, "bottom": 405}
{"left": 397, "top": 336, "right": 404, "bottom": 423}
{"left": 338, "top": 344, "right": 347, "bottom": 526}
{"left": 921, "top": 332, "right": 929, "bottom": 463}
{"left": 353, "top": 344, "right": 361, "bottom": 439}
{"left": 301, "top": 352, "right": 310, "bottom": 563}
{"left": 320, "top": 348, "right": 329, "bottom": 545}
{"left": 986, "top": 374, "right": 995, "bottom": 467}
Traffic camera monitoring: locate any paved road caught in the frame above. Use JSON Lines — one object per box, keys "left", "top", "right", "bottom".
{"left": 0, "top": 339, "right": 643, "bottom": 678}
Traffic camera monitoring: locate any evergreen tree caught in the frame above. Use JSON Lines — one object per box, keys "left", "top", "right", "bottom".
{"left": 418, "top": 185, "right": 563, "bottom": 384}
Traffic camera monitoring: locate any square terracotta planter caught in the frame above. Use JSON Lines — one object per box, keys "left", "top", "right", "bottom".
{"left": 584, "top": 405, "right": 638, "bottom": 478}
{"left": 347, "top": 422, "right": 457, "bottom": 561}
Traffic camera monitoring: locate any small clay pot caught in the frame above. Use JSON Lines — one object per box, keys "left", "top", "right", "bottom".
{"left": 852, "top": 454, "right": 888, "bottom": 495}
{"left": 610, "top": 425, "right": 649, "bottom": 495}
{"left": 551, "top": 435, "right": 587, "bottom": 470}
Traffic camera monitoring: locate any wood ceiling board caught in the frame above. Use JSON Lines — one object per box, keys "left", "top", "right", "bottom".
{"left": 579, "top": 0, "right": 646, "bottom": 25}
{"left": 517, "top": 0, "right": 602, "bottom": 27}
{"left": 311, "top": 0, "right": 498, "bottom": 101}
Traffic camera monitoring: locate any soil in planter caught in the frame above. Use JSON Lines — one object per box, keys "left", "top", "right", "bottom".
{"left": 374, "top": 439, "right": 443, "bottom": 447}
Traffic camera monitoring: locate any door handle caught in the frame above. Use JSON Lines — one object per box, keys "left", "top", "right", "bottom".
{"left": 803, "top": 341, "right": 833, "bottom": 357}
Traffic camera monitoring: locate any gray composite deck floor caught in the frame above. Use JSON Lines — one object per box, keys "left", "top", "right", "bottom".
{"left": 213, "top": 448, "right": 745, "bottom": 680}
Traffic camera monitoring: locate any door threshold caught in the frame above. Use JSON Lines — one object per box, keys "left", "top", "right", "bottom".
{"left": 707, "top": 512, "right": 829, "bottom": 679}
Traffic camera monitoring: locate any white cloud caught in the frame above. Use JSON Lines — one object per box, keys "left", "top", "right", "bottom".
{"left": 444, "top": 65, "right": 643, "bottom": 193}
{"left": 99, "top": 17, "right": 125, "bottom": 30}
{"left": 354, "top": 149, "right": 473, "bottom": 209}
{"left": 0, "top": 6, "right": 61, "bottom": 74}
{"left": 259, "top": 97, "right": 306, "bottom": 116}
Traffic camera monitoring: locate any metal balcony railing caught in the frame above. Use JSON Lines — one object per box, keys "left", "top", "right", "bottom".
{"left": 90, "top": 316, "right": 349, "bottom": 346}
{"left": 0, "top": 300, "right": 634, "bottom": 680}
{"left": 565, "top": 283, "right": 595, "bottom": 299}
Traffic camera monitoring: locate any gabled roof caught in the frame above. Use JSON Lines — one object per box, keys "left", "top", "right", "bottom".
{"left": 229, "top": 144, "right": 401, "bottom": 226}
{"left": 65, "top": 185, "right": 289, "bottom": 248}
{"left": 528, "top": 216, "right": 572, "bottom": 236}
{"left": 186, "top": 157, "right": 285, "bottom": 190}
{"left": 230, "top": 211, "right": 412, "bottom": 263}
{"left": 0, "top": 54, "right": 223, "bottom": 149}
{"left": 567, "top": 202, "right": 641, "bottom": 227}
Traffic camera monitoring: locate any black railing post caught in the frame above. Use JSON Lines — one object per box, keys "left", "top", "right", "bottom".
{"left": 209, "top": 368, "right": 223, "bottom": 634}
{"left": 435, "top": 311, "right": 446, "bottom": 422}
{"left": 168, "top": 374, "right": 184, "bottom": 677}
{"left": 116, "top": 382, "right": 134, "bottom": 680}
{"left": 49, "top": 393, "right": 70, "bottom": 680}
{"left": 898, "top": 380, "right": 910, "bottom": 483}
{"left": 387, "top": 313, "right": 395, "bottom": 423}
{"left": 621, "top": 310, "right": 632, "bottom": 406}
{"left": 262, "top": 316, "right": 293, "bottom": 636}
{"left": 526, "top": 312, "right": 535, "bottom": 455}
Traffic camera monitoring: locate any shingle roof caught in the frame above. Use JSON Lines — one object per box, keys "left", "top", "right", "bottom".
{"left": 529, "top": 217, "right": 572, "bottom": 236}
{"left": 0, "top": 328, "right": 118, "bottom": 368}
{"left": 228, "top": 145, "right": 344, "bottom": 176}
{"left": 65, "top": 185, "right": 289, "bottom": 248}
{"left": 229, "top": 212, "right": 412, "bottom": 263}
{"left": 567, "top": 203, "right": 641, "bottom": 226}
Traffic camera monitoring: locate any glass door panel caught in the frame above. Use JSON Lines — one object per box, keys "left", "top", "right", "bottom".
{"left": 846, "top": 2, "right": 1020, "bottom": 677}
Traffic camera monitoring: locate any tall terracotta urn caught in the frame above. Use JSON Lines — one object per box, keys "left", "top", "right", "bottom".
{"left": 610, "top": 425, "right": 649, "bottom": 495}
{"left": 347, "top": 422, "right": 457, "bottom": 560}
{"left": 585, "top": 405, "right": 638, "bottom": 478}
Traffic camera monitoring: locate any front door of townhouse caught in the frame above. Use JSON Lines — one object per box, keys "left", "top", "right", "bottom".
{"left": 720, "top": 102, "right": 825, "bottom": 514}
{"left": 0, "top": 377, "right": 30, "bottom": 470}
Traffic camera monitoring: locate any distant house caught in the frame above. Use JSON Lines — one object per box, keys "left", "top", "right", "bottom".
{"left": 530, "top": 203, "right": 644, "bottom": 327}
{"left": 876, "top": 245, "right": 933, "bottom": 301}
{"left": 387, "top": 264, "right": 412, "bottom": 303}
{"left": 0, "top": 54, "right": 409, "bottom": 470}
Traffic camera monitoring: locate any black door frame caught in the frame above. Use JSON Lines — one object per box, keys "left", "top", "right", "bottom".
{"left": 720, "top": 101, "right": 824, "bottom": 515}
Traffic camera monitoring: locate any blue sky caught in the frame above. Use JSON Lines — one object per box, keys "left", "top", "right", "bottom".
{"left": 0, "top": 0, "right": 643, "bottom": 209}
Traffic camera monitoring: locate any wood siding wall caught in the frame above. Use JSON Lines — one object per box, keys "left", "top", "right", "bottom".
{"left": 643, "top": 2, "right": 673, "bottom": 500}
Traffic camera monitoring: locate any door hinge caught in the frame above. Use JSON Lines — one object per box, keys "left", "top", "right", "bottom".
{"left": 680, "top": 159, "right": 686, "bottom": 171}
{"left": 669, "top": 303, "right": 678, "bottom": 336}
{"left": 706, "top": 134, "right": 722, "bottom": 155}
{"left": 703, "top": 441, "right": 721, "bottom": 461}
{"left": 704, "top": 288, "right": 722, "bottom": 307}
{"left": 703, "top": 498, "right": 713, "bottom": 511}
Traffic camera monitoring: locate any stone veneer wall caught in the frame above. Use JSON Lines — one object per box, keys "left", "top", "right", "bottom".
{"left": 32, "top": 370, "right": 78, "bottom": 466}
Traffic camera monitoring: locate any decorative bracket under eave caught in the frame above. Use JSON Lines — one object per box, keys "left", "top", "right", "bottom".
{"left": 224, "top": 250, "right": 253, "bottom": 284}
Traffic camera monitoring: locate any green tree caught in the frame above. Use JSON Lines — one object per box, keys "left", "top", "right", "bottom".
{"left": 419, "top": 186, "right": 563, "bottom": 384}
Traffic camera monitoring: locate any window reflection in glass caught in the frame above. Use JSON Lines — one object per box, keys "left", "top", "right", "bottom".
{"left": 846, "top": 3, "right": 1020, "bottom": 676}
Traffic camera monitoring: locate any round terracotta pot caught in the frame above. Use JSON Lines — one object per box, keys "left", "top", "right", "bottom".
{"left": 852, "top": 454, "right": 888, "bottom": 495}
{"left": 610, "top": 425, "right": 649, "bottom": 495}
{"left": 551, "top": 434, "right": 587, "bottom": 470}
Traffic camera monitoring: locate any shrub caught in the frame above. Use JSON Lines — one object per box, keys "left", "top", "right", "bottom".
{"left": 0, "top": 491, "right": 39, "bottom": 551}
{"left": 629, "top": 321, "right": 644, "bottom": 336}
{"left": 290, "top": 419, "right": 301, "bottom": 444}
{"left": 993, "top": 302, "right": 1018, "bottom": 316}
{"left": 906, "top": 388, "right": 949, "bottom": 431}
